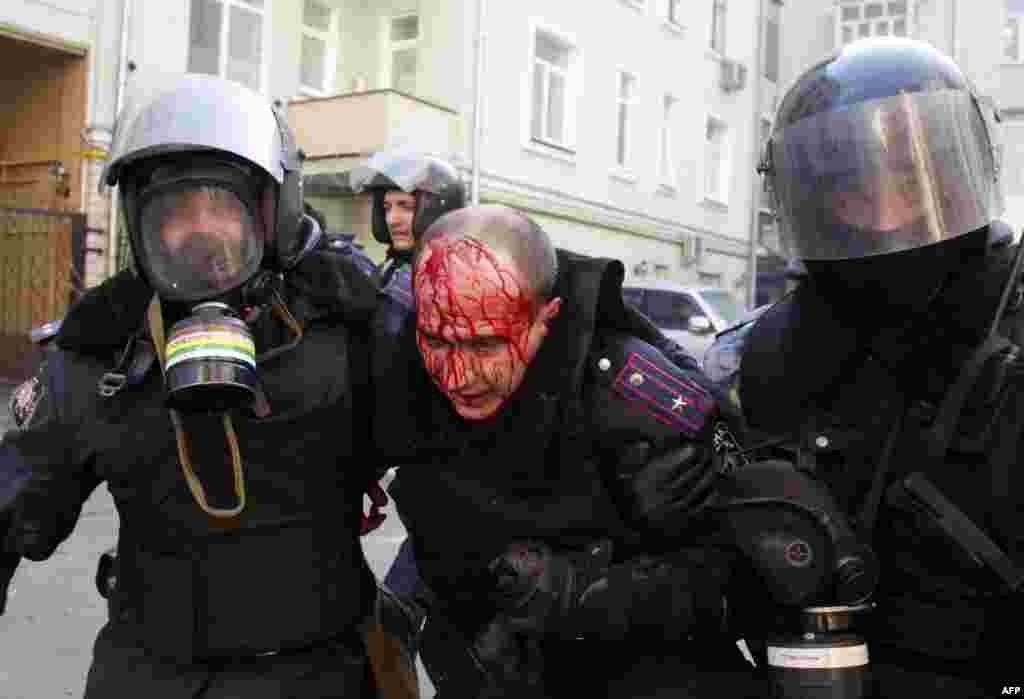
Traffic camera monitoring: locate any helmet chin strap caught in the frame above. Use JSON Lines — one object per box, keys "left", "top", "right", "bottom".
{"left": 148, "top": 295, "right": 248, "bottom": 519}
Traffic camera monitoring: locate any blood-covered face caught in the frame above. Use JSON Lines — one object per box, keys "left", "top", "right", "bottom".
{"left": 384, "top": 190, "right": 417, "bottom": 252}
{"left": 415, "top": 236, "right": 561, "bottom": 421}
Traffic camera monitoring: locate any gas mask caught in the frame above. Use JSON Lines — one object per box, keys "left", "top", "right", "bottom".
{"left": 131, "top": 158, "right": 269, "bottom": 411}
{"left": 131, "top": 158, "right": 307, "bottom": 518}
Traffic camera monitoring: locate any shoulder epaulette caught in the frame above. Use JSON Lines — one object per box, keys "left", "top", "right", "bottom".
{"left": 589, "top": 333, "right": 717, "bottom": 440}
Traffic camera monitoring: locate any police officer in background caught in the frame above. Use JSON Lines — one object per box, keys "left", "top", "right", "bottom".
{"left": 349, "top": 147, "right": 466, "bottom": 338}
{"left": 377, "top": 204, "right": 761, "bottom": 697}
{"left": 707, "top": 38, "right": 1021, "bottom": 695}
{"left": 349, "top": 149, "right": 467, "bottom": 597}
{"left": 0, "top": 74, "right": 388, "bottom": 697}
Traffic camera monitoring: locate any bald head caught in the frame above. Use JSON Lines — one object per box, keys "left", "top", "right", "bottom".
{"left": 415, "top": 204, "right": 559, "bottom": 309}
{"left": 412, "top": 204, "right": 563, "bottom": 420}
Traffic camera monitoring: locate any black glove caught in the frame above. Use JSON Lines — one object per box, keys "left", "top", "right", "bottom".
{"left": 486, "top": 539, "right": 615, "bottom": 639}
{"left": 486, "top": 540, "right": 731, "bottom": 643}
{"left": 619, "top": 439, "right": 719, "bottom": 535}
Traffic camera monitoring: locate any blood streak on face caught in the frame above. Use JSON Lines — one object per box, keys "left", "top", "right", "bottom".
{"left": 415, "top": 236, "right": 550, "bottom": 421}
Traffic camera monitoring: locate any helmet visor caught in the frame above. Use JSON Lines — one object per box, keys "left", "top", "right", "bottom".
{"left": 770, "top": 89, "right": 1002, "bottom": 261}
{"left": 139, "top": 185, "right": 264, "bottom": 302}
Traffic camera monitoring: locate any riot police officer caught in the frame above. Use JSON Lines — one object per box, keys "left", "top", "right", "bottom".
{"left": 0, "top": 74, "right": 385, "bottom": 697}
{"left": 349, "top": 148, "right": 467, "bottom": 597}
{"left": 707, "top": 38, "right": 1019, "bottom": 696}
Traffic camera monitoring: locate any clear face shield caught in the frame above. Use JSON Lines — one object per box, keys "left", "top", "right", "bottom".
{"left": 768, "top": 89, "right": 1003, "bottom": 261}
{"left": 136, "top": 163, "right": 266, "bottom": 303}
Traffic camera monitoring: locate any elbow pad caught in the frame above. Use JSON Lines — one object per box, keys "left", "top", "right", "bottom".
{"left": 714, "top": 460, "right": 877, "bottom": 608}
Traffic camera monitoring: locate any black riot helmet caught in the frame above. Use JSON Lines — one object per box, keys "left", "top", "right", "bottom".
{"left": 104, "top": 74, "right": 311, "bottom": 303}
{"left": 349, "top": 148, "right": 466, "bottom": 248}
{"left": 761, "top": 38, "right": 1003, "bottom": 265}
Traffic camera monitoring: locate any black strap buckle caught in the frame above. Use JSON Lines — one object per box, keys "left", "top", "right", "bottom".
{"left": 97, "top": 372, "right": 127, "bottom": 398}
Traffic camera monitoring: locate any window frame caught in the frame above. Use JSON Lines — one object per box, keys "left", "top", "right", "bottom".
{"left": 666, "top": 0, "right": 684, "bottom": 28}
{"left": 299, "top": 0, "right": 338, "bottom": 97}
{"left": 763, "top": 16, "right": 779, "bottom": 83}
{"left": 834, "top": 0, "right": 911, "bottom": 48}
{"left": 526, "top": 21, "right": 581, "bottom": 156}
{"left": 614, "top": 69, "right": 638, "bottom": 174}
{"left": 709, "top": 0, "right": 727, "bottom": 55}
{"left": 386, "top": 12, "right": 421, "bottom": 95}
{"left": 702, "top": 113, "right": 732, "bottom": 206}
{"left": 658, "top": 93, "right": 678, "bottom": 188}
{"left": 187, "top": 0, "right": 272, "bottom": 94}
{"left": 1005, "top": 9, "right": 1024, "bottom": 63}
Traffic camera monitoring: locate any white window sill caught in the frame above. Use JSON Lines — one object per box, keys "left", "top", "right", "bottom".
{"left": 618, "top": 0, "right": 647, "bottom": 13}
{"left": 702, "top": 195, "right": 729, "bottom": 210}
{"left": 298, "top": 86, "right": 329, "bottom": 99}
{"left": 523, "top": 139, "right": 577, "bottom": 165}
{"left": 610, "top": 168, "right": 638, "bottom": 184}
{"left": 661, "top": 20, "right": 686, "bottom": 38}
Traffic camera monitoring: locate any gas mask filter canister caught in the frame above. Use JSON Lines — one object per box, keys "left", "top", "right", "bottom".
{"left": 164, "top": 302, "right": 257, "bottom": 414}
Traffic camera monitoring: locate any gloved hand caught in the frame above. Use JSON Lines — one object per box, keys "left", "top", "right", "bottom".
{"left": 361, "top": 480, "right": 389, "bottom": 535}
{"left": 486, "top": 540, "right": 732, "bottom": 644}
{"left": 486, "top": 539, "right": 614, "bottom": 638}
{"left": 619, "top": 438, "right": 719, "bottom": 535}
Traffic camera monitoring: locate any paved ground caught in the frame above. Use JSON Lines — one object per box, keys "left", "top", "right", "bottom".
{"left": 0, "top": 380, "right": 434, "bottom": 697}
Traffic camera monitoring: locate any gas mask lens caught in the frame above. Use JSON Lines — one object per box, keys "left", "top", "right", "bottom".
{"left": 139, "top": 185, "right": 264, "bottom": 302}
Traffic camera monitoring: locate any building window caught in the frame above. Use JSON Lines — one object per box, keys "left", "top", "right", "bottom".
{"left": 188, "top": 0, "right": 268, "bottom": 92}
{"left": 764, "top": 18, "right": 779, "bottom": 82}
{"left": 710, "top": 0, "right": 727, "bottom": 54}
{"left": 615, "top": 71, "right": 637, "bottom": 170}
{"left": 300, "top": 0, "right": 337, "bottom": 95}
{"left": 704, "top": 115, "right": 731, "bottom": 204}
{"left": 659, "top": 94, "right": 677, "bottom": 185}
{"left": 531, "top": 29, "right": 576, "bottom": 150}
{"left": 667, "top": 0, "right": 683, "bottom": 27}
{"left": 389, "top": 13, "right": 420, "bottom": 94}
{"left": 836, "top": 1, "right": 909, "bottom": 46}
{"left": 1004, "top": 1, "right": 1024, "bottom": 62}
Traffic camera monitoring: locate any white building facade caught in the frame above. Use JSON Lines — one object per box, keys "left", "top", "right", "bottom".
{"left": 779, "top": 0, "right": 1024, "bottom": 232}
{"left": 3, "top": 0, "right": 789, "bottom": 307}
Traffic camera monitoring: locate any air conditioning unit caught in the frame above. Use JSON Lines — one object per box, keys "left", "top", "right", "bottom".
{"left": 720, "top": 58, "right": 747, "bottom": 93}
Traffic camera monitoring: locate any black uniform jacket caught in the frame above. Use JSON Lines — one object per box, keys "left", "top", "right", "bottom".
{"left": 0, "top": 246, "right": 380, "bottom": 673}
{"left": 378, "top": 249, "right": 720, "bottom": 631}
{"left": 721, "top": 224, "right": 1024, "bottom": 694}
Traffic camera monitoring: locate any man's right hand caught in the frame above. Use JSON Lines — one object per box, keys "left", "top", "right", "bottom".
{"left": 487, "top": 539, "right": 732, "bottom": 643}
{"left": 619, "top": 439, "right": 719, "bottom": 535}
{"left": 486, "top": 539, "right": 614, "bottom": 638}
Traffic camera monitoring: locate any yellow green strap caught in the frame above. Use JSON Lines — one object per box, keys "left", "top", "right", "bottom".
{"left": 147, "top": 296, "right": 247, "bottom": 519}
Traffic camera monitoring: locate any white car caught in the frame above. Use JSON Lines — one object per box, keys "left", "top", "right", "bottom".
{"left": 622, "top": 281, "right": 746, "bottom": 366}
